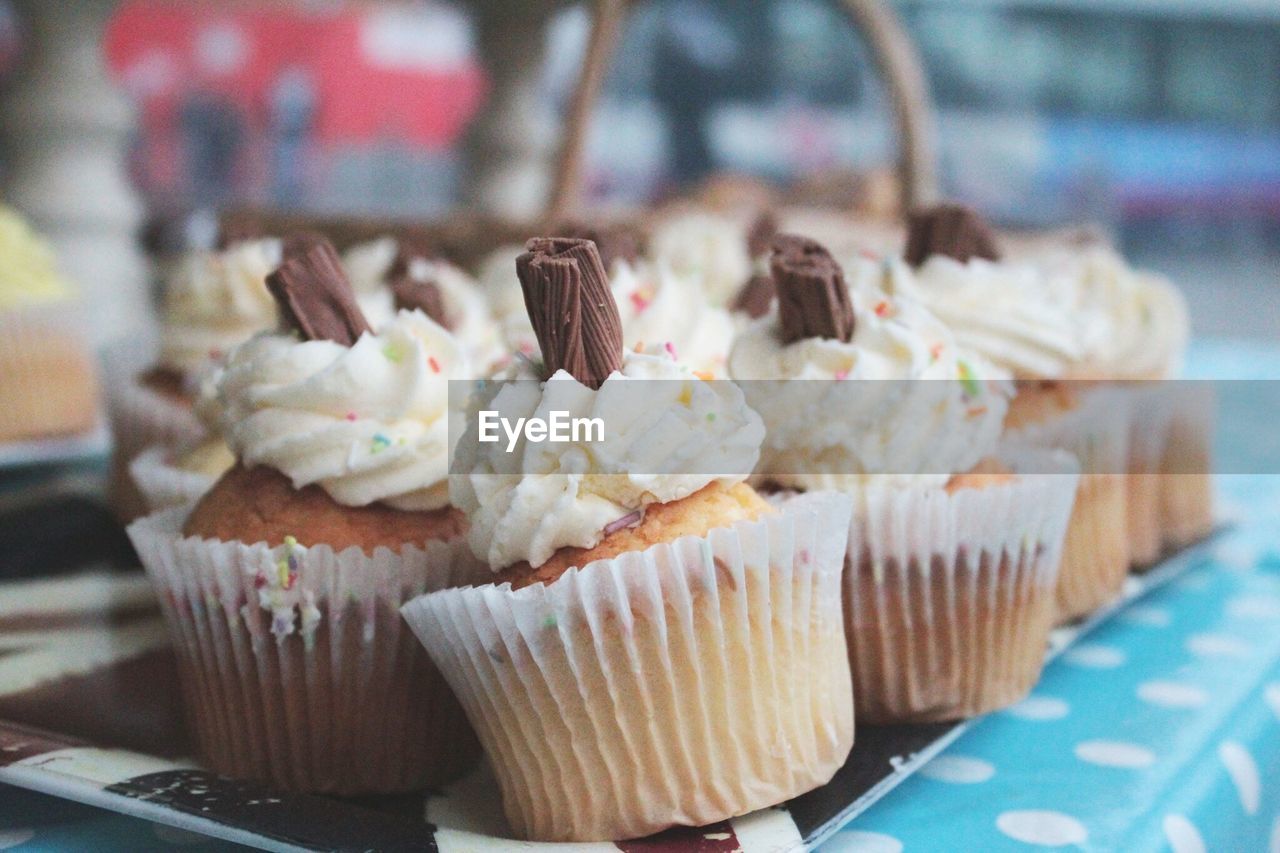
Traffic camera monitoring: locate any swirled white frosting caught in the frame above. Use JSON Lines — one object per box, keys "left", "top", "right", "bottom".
{"left": 216, "top": 309, "right": 469, "bottom": 511}
{"left": 1038, "top": 246, "right": 1188, "bottom": 379}
{"left": 610, "top": 258, "right": 738, "bottom": 376}
{"left": 159, "top": 239, "right": 283, "bottom": 375}
{"left": 647, "top": 211, "right": 752, "bottom": 308}
{"left": 729, "top": 272, "right": 1010, "bottom": 491}
{"left": 451, "top": 348, "right": 764, "bottom": 570}
{"left": 343, "top": 237, "right": 504, "bottom": 372}
{"left": 160, "top": 238, "right": 393, "bottom": 377}
{"left": 886, "top": 255, "right": 1085, "bottom": 379}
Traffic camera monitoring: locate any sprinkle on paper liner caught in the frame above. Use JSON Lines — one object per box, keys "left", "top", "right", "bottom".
{"left": 603, "top": 509, "right": 643, "bottom": 537}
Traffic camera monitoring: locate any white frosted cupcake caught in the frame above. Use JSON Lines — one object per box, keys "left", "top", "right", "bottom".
{"left": 647, "top": 210, "right": 753, "bottom": 308}
{"left": 403, "top": 237, "right": 854, "bottom": 842}
{"left": 730, "top": 233, "right": 1078, "bottom": 722}
{"left": 887, "top": 204, "right": 1132, "bottom": 620}
{"left": 129, "top": 235, "right": 480, "bottom": 794}
{"left": 1038, "top": 243, "right": 1198, "bottom": 564}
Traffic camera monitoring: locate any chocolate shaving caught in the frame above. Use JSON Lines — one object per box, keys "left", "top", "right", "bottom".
{"left": 386, "top": 239, "right": 453, "bottom": 330}
{"left": 746, "top": 211, "right": 778, "bottom": 258}
{"left": 903, "top": 203, "right": 1001, "bottom": 267}
{"left": 770, "top": 234, "right": 854, "bottom": 344}
{"left": 266, "top": 232, "right": 372, "bottom": 346}
{"left": 516, "top": 237, "right": 623, "bottom": 388}
{"left": 552, "top": 221, "right": 641, "bottom": 272}
{"left": 732, "top": 273, "right": 776, "bottom": 318}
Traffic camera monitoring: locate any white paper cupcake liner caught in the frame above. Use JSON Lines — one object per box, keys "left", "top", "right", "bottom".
{"left": 845, "top": 449, "right": 1079, "bottom": 723}
{"left": 128, "top": 445, "right": 220, "bottom": 514}
{"left": 401, "top": 491, "right": 855, "bottom": 843}
{"left": 1158, "top": 384, "right": 1215, "bottom": 547}
{"left": 1115, "top": 383, "right": 1179, "bottom": 567}
{"left": 127, "top": 506, "right": 483, "bottom": 794}
{"left": 0, "top": 305, "right": 101, "bottom": 443}
{"left": 1003, "top": 386, "right": 1131, "bottom": 621}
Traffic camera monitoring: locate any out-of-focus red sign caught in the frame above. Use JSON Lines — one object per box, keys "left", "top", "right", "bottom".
{"left": 104, "top": 0, "right": 486, "bottom": 148}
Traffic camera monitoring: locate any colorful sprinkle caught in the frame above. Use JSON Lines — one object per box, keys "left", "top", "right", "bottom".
{"left": 958, "top": 360, "right": 981, "bottom": 398}
{"left": 664, "top": 341, "right": 678, "bottom": 360}
{"left": 629, "top": 288, "right": 654, "bottom": 313}
{"left": 930, "top": 342, "right": 944, "bottom": 363}
{"left": 543, "top": 614, "right": 558, "bottom": 629}
{"left": 428, "top": 356, "right": 440, "bottom": 374}
{"left": 345, "top": 411, "right": 357, "bottom": 422}
{"left": 799, "top": 548, "right": 811, "bottom": 565}
{"left": 967, "top": 405, "right": 988, "bottom": 419}
{"left": 371, "top": 433, "right": 392, "bottom": 453}
{"left": 693, "top": 370, "right": 715, "bottom": 381}
{"left": 834, "top": 370, "right": 849, "bottom": 381}
{"left": 382, "top": 343, "right": 404, "bottom": 363}
{"left": 874, "top": 300, "right": 891, "bottom": 318}
{"left": 706, "top": 412, "right": 716, "bottom": 422}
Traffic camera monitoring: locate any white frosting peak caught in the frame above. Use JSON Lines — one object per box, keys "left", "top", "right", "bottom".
{"left": 452, "top": 348, "right": 764, "bottom": 570}
{"left": 217, "top": 309, "right": 469, "bottom": 511}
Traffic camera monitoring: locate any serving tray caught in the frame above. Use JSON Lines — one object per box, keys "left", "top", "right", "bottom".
{"left": 0, "top": 494, "right": 1219, "bottom": 852}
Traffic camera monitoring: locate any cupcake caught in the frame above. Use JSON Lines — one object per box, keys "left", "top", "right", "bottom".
{"left": 730, "top": 234, "right": 1078, "bottom": 723}
{"left": 343, "top": 235, "right": 505, "bottom": 372}
{"left": 402, "top": 237, "right": 854, "bottom": 842}
{"left": 127, "top": 437, "right": 233, "bottom": 514}
{"left": 647, "top": 210, "right": 754, "bottom": 308}
{"left": 888, "top": 204, "right": 1131, "bottom": 621}
{"left": 1038, "top": 243, "right": 1196, "bottom": 565}
{"left": 128, "top": 234, "right": 479, "bottom": 794}
{"left": 0, "top": 204, "right": 100, "bottom": 443}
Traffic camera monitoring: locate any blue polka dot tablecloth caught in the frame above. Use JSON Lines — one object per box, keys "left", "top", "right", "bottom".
{"left": 825, "top": 475, "right": 1280, "bottom": 853}
{"left": 823, "top": 339, "right": 1280, "bottom": 853}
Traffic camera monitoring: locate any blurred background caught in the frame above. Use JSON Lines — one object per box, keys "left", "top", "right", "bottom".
{"left": 1, "top": 0, "right": 1276, "bottom": 337}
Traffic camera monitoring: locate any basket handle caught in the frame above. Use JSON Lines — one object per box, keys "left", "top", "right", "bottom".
{"left": 544, "top": 0, "right": 939, "bottom": 221}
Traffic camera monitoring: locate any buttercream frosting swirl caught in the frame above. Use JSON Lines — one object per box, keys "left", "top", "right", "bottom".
{"left": 1037, "top": 246, "right": 1188, "bottom": 379}
{"left": 451, "top": 347, "right": 764, "bottom": 570}
{"left": 886, "top": 255, "right": 1085, "bottom": 379}
{"left": 216, "top": 309, "right": 469, "bottom": 511}
{"left": 647, "top": 211, "right": 753, "bottom": 308}
{"left": 344, "top": 237, "right": 504, "bottom": 371}
{"left": 729, "top": 270, "right": 1010, "bottom": 491}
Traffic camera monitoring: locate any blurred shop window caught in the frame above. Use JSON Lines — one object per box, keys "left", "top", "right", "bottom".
{"left": 1164, "top": 22, "right": 1279, "bottom": 130}
{"left": 104, "top": 0, "right": 485, "bottom": 217}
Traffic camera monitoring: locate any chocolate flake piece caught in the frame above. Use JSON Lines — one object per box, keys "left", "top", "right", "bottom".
{"left": 733, "top": 273, "right": 776, "bottom": 318}
{"left": 746, "top": 211, "right": 778, "bottom": 258}
{"left": 267, "top": 232, "right": 372, "bottom": 346}
{"left": 552, "top": 221, "right": 641, "bottom": 272}
{"left": 387, "top": 240, "right": 453, "bottom": 330}
{"left": 516, "top": 237, "right": 623, "bottom": 388}
{"left": 770, "top": 234, "right": 855, "bottom": 344}
{"left": 904, "top": 203, "right": 1001, "bottom": 267}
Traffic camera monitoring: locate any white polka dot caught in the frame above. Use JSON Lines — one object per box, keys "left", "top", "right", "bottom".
{"left": 1075, "top": 740, "right": 1157, "bottom": 769}
{"left": 996, "top": 810, "right": 1088, "bottom": 846}
{"left": 1138, "top": 680, "right": 1209, "bottom": 709}
{"left": 1220, "top": 741, "right": 1262, "bottom": 815}
{"left": 1121, "top": 605, "right": 1171, "bottom": 627}
{"left": 0, "top": 829, "right": 34, "bottom": 850}
{"left": 1063, "top": 644, "right": 1126, "bottom": 669}
{"left": 823, "top": 830, "right": 903, "bottom": 853}
{"left": 1004, "top": 695, "right": 1070, "bottom": 720}
{"left": 1227, "top": 595, "right": 1280, "bottom": 620}
{"left": 1163, "top": 814, "right": 1206, "bottom": 853}
{"left": 1265, "top": 684, "right": 1280, "bottom": 721}
{"left": 919, "top": 754, "right": 996, "bottom": 784}
{"left": 1187, "top": 633, "right": 1251, "bottom": 659}
{"left": 152, "top": 824, "right": 210, "bottom": 845}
